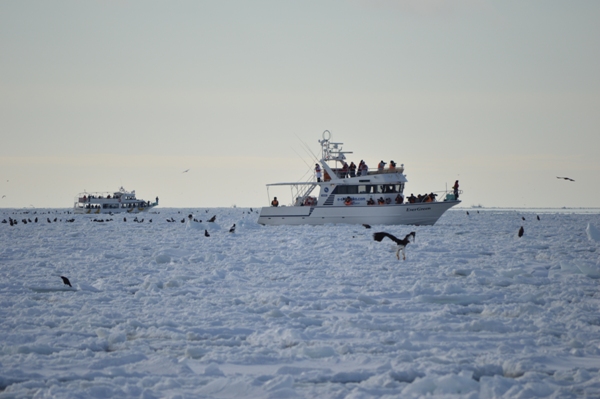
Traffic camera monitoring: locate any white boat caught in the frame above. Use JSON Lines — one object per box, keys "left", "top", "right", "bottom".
{"left": 257, "top": 131, "right": 461, "bottom": 226}
{"left": 73, "top": 187, "right": 158, "bottom": 214}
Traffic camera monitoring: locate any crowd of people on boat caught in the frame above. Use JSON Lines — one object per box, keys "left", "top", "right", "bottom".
{"left": 78, "top": 194, "right": 159, "bottom": 209}
{"left": 315, "top": 160, "right": 403, "bottom": 181}
{"left": 80, "top": 194, "right": 128, "bottom": 202}
{"left": 364, "top": 193, "right": 405, "bottom": 206}
{"left": 79, "top": 201, "right": 153, "bottom": 210}
{"left": 406, "top": 193, "right": 438, "bottom": 203}
{"left": 345, "top": 192, "right": 439, "bottom": 206}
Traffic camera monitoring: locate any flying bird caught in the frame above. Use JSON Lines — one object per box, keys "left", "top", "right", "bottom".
{"left": 1, "top": 195, "right": 5, "bottom": 198}
{"left": 557, "top": 176, "right": 575, "bottom": 182}
{"left": 518, "top": 226, "right": 524, "bottom": 238}
{"left": 182, "top": 169, "right": 190, "bottom": 173}
{"left": 373, "top": 231, "right": 416, "bottom": 260}
{"left": 60, "top": 276, "right": 72, "bottom": 287}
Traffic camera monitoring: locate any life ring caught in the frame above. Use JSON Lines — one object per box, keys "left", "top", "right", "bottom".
{"left": 344, "top": 197, "right": 353, "bottom": 206}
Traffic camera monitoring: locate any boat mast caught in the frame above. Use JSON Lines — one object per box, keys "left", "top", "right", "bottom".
{"left": 318, "top": 130, "right": 353, "bottom": 179}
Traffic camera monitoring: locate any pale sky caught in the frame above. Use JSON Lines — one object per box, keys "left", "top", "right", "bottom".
{"left": 1, "top": 0, "right": 599, "bottom": 209}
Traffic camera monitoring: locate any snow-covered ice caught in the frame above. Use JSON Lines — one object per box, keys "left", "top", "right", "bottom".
{"left": 1, "top": 208, "right": 600, "bottom": 398}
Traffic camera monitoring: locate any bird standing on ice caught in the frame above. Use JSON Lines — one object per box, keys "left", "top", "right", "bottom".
{"left": 60, "top": 276, "right": 72, "bottom": 287}
{"left": 373, "top": 231, "right": 416, "bottom": 260}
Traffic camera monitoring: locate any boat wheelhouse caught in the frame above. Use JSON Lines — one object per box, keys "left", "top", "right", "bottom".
{"left": 257, "top": 131, "right": 461, "bottom": 226}
{"left": 73, "top": 187, "right": 158, "bottom": 214}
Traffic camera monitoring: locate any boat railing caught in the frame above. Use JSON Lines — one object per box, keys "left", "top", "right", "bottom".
{"left": 326, "top": 166, "right": 404, "bottom": 179}
{"left": 295, "top": 183, "right": 317, "bottom": 204}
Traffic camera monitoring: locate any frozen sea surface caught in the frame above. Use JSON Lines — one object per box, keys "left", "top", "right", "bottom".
{"left": 1, "top": 208, "right": 600, "bottom": 398}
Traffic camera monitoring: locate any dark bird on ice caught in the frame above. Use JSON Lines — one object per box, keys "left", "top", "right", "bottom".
{"left": 60, "top": 276, "right": 72, "bottom": 287}
{"left": 537, "top": 215, "right": 540, "bottom": 221}
{"left": 204, "top": 229, "right": 210, "bottom": 237}
{"left": 208, "top": 215, "right": 216, "bottom": 223}
{"left": 518, "top": 226, "right": 524, "bottom": 238}
{"left": 466, "top": 211, "right": 470, "bottom": 216}
{"left": 362, "top": 224, "right": 371, "bottom": 229}
{"left": 229, "top": 224, "right": 236, "bottom": 233}
{"left": 373, "top": 231, "right": 416, "bottom": 260}
{"left": 557, "top": 176, "right": 575, "bottom": 182}
{"left": 522, "top": 216, "right": 525, "bottom": 221}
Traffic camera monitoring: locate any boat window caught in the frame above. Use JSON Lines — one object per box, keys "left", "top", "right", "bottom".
{"left": 380, "top": 185, "right": 398, "bottom": 193}
{"left": 359, "top": 185, "right": 375, "bottom": 194}
{"left": 331, "top": 185, "right": 359, "bottom": 195}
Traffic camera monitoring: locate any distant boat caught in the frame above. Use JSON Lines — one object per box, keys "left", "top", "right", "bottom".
{"left": 74, "top": 187, "right": 158, "bottom": 214}
{"left": 257, "top": 131, "right": 461, "bottom": 226}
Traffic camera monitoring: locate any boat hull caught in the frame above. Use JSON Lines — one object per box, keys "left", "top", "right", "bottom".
{"left": 257, "top": 201, "right": 460, "bottom": 226}
{"left": 73, "top": 206, "right": 157, "bottom": 215}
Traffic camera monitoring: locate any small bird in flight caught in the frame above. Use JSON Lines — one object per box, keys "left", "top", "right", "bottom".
{"left": 182, "top": 169, "right": 190, "bottom": 173}
{"left": 556, "top": 176, "right": 575, "bottom": 182}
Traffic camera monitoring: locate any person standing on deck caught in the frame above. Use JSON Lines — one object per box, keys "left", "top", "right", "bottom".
{"left": 315, "top": 164, "right": 322, "bottom": 182}
{"left": 341, "top": 162, "right": 349, "bottom": 178}
{"left": 360, "top": 161, "right": 369, "bottom": 176}
{"left": 349, "top": 162, "right": 356, "bottom": 177}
